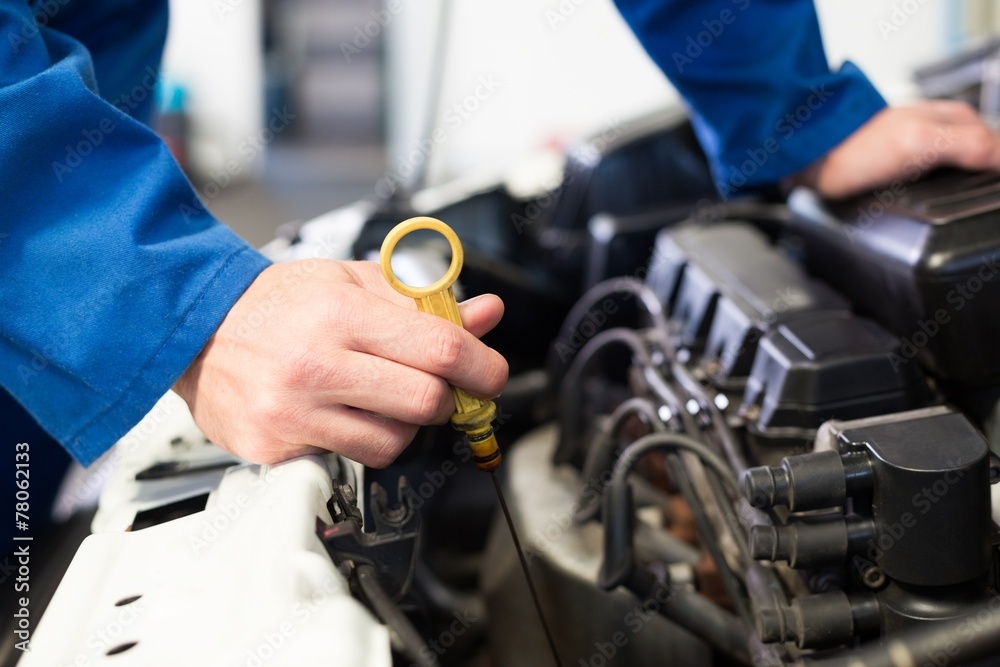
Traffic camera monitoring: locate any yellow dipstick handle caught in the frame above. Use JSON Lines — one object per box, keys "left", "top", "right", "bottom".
{"left": 379, "top": 217, "right": 501, "bottom": 472}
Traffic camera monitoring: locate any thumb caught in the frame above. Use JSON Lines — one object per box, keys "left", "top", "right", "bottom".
{"left": 458, "top": 294, "right": 504, "bottom": 339}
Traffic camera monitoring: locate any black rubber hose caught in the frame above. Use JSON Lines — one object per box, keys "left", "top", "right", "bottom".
{"left": 607, "top": 435, "right": 753, "bottom": 629}
{"left": 598, "top": 474, "right": 749, "bottom": 663}
{"left": 546, "top": 277, "right": 672, "bottom": 384}
{"left": 633, "top": 567, "right": 751, "bottom": 665}
{"left": 576, "top": 397, "right": 666, "bottom": 522}
{"left": 554, "top": 327, "right": 651, "bottom": 465}
{"left": 355, "top": 563, "right": 439, "bottom": 667}
{"left": 667, "top": 361, "right": 782, "bottom": 533}
{"left": 802, "top": 601, "right": 1000, "bottom": 667}
{"left": 613, "top": 433, "right": 740, "bottom": 497}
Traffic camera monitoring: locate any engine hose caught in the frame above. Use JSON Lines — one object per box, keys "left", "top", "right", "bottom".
{"left": 801, "top": 601, "right": 1000, "bottom": 667}
{"left": 547, "top": 277, "right": 672, "bottom": 386}
{"left": 613, "top": 433, "right": 740, "bottom": 498}
{"left": 355, "top": 563, "right": 439, "bottom": 667}
{"left": 606, "top": 435, "right": 753, "bottom": 628}
{"left": 554, "top": 327, "right": 652, "bottom": 465}
{"left": 666, "top": 452, "right": 751, "bottom": 611}
{"left": 576, "top": 397, "right": 667, "bottom": 522}
{"left": 606, "top": 432, "right": 791, "bottom": 625}
{"left": 630, "top": 566, "right": 751, "bottom": 665}
{"left": 667, "top": 362, "right": 781, "bottom": 531}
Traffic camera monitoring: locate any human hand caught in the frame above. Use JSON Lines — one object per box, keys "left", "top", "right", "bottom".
{"left": 173, "top": 260, "right": 508, "bottom": 467}
{"left": 789, "top": 100, "right": 1000, "bottom": 199}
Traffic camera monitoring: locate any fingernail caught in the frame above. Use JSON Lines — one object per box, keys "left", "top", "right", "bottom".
{"left": 461, "top": 294, "right": 487, "bottom": 306}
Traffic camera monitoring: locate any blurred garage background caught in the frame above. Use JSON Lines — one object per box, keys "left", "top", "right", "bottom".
{"left": 158, "top": 0, "right": 992, "bottom": 248}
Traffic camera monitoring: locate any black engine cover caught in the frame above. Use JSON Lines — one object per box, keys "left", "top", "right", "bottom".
{"left": 788, "top": 170, "right": 1000, "bottom": 385}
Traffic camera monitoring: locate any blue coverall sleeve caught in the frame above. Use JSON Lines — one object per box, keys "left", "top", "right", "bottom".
{"left": 613, "top": 0, "right": 888, "bottom": 196}
{"left": 0, "top": 1, "right": 271, "bottom": 465}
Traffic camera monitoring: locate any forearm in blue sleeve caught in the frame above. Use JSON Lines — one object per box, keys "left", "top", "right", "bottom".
{"left": 613, "top": 0, "right": 888, "bottom": 196}
{"left": 0, "top": 3, "right": 271, "bottom": 465}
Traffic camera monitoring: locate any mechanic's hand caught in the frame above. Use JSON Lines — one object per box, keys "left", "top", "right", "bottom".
{"left": 790, "top": 100, "right": 1000, "bottom": 199}
{"left": 173, "top": 260, "right": 508, "bottom": 467}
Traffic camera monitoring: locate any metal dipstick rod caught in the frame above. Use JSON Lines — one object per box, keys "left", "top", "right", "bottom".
{"left": 380, "top": 217, "right": 564, "bottom": 667}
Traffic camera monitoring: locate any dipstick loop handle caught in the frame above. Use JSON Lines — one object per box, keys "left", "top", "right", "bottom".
{"left": 380, "top": 217, "right": 501, "bottom": 472}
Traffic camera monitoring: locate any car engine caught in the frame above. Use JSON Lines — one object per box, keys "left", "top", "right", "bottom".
{"left": 20, "top": 109, "right": 1000, "bottom": 667}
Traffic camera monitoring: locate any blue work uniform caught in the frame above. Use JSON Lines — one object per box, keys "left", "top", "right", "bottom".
{"left": 0, "top": 0, "right": 268, "bottom": 472}
{"left": 0, "top": 0, "right": 885, "bottom": 475}
{"left": 612, "top": 0, "right": 887, "bottom": 195}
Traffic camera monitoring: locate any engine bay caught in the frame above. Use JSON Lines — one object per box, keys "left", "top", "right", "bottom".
{"left": 21, "top": 110, "right": 1000, "bottom": 667}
